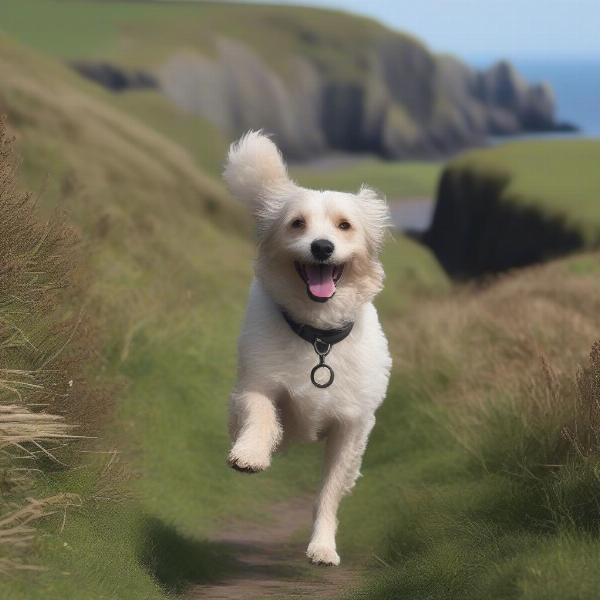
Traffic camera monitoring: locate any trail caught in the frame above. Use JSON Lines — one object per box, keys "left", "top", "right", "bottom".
{"left": 188, "top": 496, "right": 359, "bottom": 600}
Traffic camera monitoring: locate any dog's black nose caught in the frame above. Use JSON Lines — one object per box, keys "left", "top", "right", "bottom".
{"left": 311, "top": 239, "right": 335, "bottom": 261}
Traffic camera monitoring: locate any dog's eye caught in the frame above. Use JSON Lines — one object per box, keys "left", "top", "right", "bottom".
{"left": 338, "top": 221, "right": 351, "bottom": 231}
{"left": 290, "top": 218, "right": 305, "bottom": 229}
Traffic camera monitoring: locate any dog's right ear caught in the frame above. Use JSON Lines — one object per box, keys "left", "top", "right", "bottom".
{"left": 223, "top": 131, "right": 294, "bottom": 219}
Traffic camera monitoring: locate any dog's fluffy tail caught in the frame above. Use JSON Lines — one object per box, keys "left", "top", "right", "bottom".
{"left": 223, "top": 131, "right": 291, "bottom": 211}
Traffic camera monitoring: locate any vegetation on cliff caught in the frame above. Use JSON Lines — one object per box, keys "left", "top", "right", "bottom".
{"left": 426, "top": 139, "right": 600, "bottom": 277}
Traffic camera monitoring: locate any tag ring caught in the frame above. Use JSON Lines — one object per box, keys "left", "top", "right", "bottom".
{"left": 310, "top": 363, "right": 334, "bottom": 388}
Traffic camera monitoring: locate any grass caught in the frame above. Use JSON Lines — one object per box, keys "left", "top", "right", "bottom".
{"left": 339, "top": 252, "right": 600, "bottom": 598}
{"left": 0, "top": 32, "right": 448, "bottom": 598}
{"left": 0, "top": 30, "right": 274, "bottom": 596}
{"left": 109, "top": 91, "right": 228, "bottom": 177}
{"left": 450, "top": 139, "right": 600, "bottom": 243}
{"left": 0, "top": 114, "right": 112, "bottom": 575}
{"left": 0, "top": 0, "right": 417, "bottom": 79}
{"left": 292, "top": 159, "right": 441, "bottom": 200}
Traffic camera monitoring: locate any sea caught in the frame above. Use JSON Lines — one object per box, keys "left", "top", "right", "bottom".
{"left": 471, "top": 58, "right": 600, "bottom": 137}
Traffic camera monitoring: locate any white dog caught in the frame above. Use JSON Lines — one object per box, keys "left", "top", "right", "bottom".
{"left": 223, "top": 132, "right": 392, "bottom": 566}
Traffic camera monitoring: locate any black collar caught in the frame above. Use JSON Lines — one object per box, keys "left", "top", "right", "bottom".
{"left": 281, "top": 311, "right": 354, "bottom": 347}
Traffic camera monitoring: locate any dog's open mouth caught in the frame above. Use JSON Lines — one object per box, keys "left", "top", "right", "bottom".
{"left": 295, "top": 262, "right": 344, "bottom": 303}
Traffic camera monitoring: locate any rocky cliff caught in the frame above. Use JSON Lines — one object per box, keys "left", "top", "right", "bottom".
{"left": 67, "top": 5, "right": 574, "bottom": 160}
{"left": 423, "top": 166, "right": 584, "bottom": 278}
{"left": 422, "top": 138, "right": 600, "bottom": 278}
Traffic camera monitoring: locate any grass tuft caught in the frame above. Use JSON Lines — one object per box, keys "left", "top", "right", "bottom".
{"left": 0, "top": 115, "right": 106, "bottom": 571}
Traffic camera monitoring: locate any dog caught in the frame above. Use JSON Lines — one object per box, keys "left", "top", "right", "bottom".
{"left": 223, "top": 131, "right": 392, "bottom": 566}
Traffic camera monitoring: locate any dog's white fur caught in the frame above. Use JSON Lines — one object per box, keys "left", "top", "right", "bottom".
{"left": 224, "top": 131, "right": 392, "bottom": 566}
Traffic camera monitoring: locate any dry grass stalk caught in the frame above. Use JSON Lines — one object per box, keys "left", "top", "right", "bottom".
{"left": 0, "top": 403, "right": 74, "bottom": 451}
{"left": 562, "top": 341, "right": 600, "bottom": 457}
{"left": 0, "top": 116, "right": 79, "bottom": 467}
{"left": 386, "top": 257, "right": 600, "bottom": 467}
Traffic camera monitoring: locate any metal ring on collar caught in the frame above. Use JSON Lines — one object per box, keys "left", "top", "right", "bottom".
{"left": 310, "top": 363, "right": 334, "bottom": 388}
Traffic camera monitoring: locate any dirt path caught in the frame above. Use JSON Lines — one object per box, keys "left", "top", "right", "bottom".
{"left": 188, "top": 496, "right": 359, "bottom": 600}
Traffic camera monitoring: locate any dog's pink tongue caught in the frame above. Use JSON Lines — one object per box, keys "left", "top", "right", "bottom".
{"left": 305, "top": 264, "right": 336, "bottom": 298}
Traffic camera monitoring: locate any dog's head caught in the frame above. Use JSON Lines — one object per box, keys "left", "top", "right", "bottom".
{"left": 224, "top": 131, "right": 390, "bottom": 324}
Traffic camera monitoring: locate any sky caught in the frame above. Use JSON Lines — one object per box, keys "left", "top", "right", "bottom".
{"left": 260, "top": 0, "right": 600, "bottom": 61}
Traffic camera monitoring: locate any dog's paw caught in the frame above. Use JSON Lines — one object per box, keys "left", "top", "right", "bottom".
{"left": 227, "top": 447, "right": 269, "bottom": 474}
{"left": 306, "top": 542, "right": 340, "bottom": 566}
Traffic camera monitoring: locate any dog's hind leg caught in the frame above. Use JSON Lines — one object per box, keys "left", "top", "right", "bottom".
{"left": 228, "top": 389, "right": 282, "bottom": 473}
{"left": 307, "top": 421, "right": 367, "bottom": 566}
{"left": 342, "top": 415, "right": 376, "bottom": 494}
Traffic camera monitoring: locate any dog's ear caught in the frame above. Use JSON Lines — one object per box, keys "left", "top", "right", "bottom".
{"left": 356, "top": 186, "right": 391, "bottom": 254}
{"left": 223, "top": 131, "right": 294, "bottom": 217}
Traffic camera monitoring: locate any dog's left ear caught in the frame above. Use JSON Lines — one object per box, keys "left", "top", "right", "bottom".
{"left": 223, "top": 131, "right": 295, "bottom": 223}
{"left": 356, "top": 186, "right": 391, "bottom": 254}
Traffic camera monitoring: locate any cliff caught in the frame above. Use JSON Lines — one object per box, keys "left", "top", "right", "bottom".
{"left": 424, "top": 139, "right": 600, "bottom": 278}
{"left": 4, "top": 1, "right": 574, "bottom": 159}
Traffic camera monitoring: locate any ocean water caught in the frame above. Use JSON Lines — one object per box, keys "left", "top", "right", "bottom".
{"left": 515, "top": 59, "right": 600, "bottom": 136}
{"left": 472, "top": 58, "right": 600, "bottom": 137}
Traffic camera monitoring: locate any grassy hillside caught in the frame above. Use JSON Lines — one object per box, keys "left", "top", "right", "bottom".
{"left": 292, "top": 159, "right": 441, "bottom": 200}
{"left": 451, "top": 139, "right": 600, "bottom": 242}
{"left": 0, "top": 32, "right": 251, "bottom": 597}
{"left": 0, "top": 33, "right": 448, "bottom": 598}
{"left": 426, "top": 138, "right": 600, "bottom": 276}
{"left": 0, "top": 0, "right": 418, "bottom": 77}
{"left": 342, "top": 252, "right": 600, "bottom": 599}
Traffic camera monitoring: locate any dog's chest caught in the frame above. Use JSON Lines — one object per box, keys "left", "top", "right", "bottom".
{"left": 280, "top": 338, "right": 360, "bottom": 388}
{"left": 265, "top": 327, "right": 373, "bottom": 419}
{"left": 238, "top": 287, "right": 391, "bottom": 423}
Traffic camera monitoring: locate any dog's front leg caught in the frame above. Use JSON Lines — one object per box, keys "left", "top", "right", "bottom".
{"left": 227, "top": 389, "right": 281, "bottom": 473}
{"left": 307, "top": 422, "right": 361, "bottom": 566}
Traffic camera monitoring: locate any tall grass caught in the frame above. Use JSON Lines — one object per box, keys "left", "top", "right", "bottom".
{"left": 0, "top": 116, "right": 104, "bottom": 569}
{"left": 344, "top": 255, "right": 600, "bottom": 599}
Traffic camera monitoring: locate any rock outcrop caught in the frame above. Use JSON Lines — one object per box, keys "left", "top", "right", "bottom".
{"left": 70, "top": 61, "right": 158, "bottom": 92}
{"left": 475, "top": 61, "right": 557, "bottom": 133}
{"left": 158, "top": 40, "right": 325, "bottom": 158}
